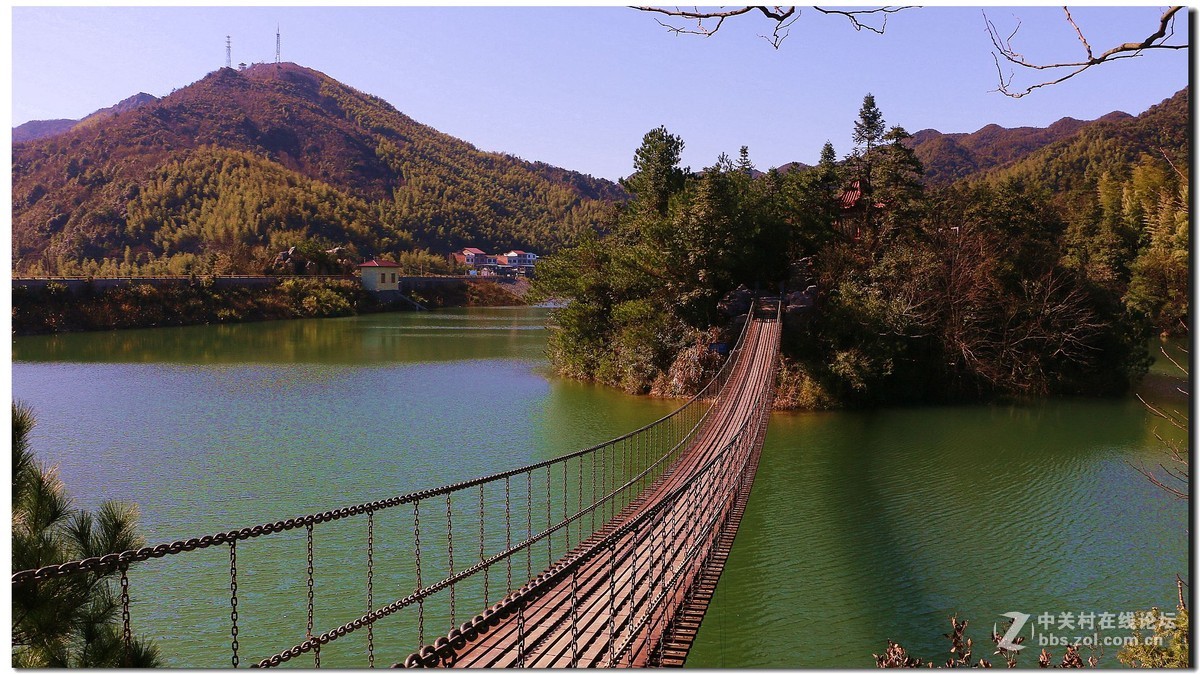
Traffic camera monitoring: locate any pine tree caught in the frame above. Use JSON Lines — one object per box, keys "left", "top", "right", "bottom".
{"left": 619, "top": 126, "right": 687, "bottom": 218}
{"left": 853, "top": 94, "right": 886, "bottom": 156}
{"left": 736, "top": 146, "right": 755, "bottom": 177}
{"left": 873, "top": 126, "right": 925, "bottom": 230}
{"left": 819, "top": 141, "right": 837, "bottom": 170}
{"left": 12, "top": 403, "right": 162, "bottom": 668}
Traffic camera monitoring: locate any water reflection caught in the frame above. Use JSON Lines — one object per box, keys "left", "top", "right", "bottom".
{"left": 13, "top": 307, "right": 548, "bottom": 364}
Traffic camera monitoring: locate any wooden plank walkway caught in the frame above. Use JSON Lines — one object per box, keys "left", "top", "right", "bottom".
{"left": 407, "top": 306, "right": 781, "bottom": 668}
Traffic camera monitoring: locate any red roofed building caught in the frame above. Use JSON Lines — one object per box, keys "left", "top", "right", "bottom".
{"left": 838, "top": 180, "right": 864, "bottom": 211}
{"left": 836, "top": 180, "right": 887, "bottom": 240}
{"left": 837, "top": 180, "right": 886, "bottom": 212}
{"left": 359, "top": 258, "right": 401, "bottom": 291}
{"left": 462, "top": 248, "right": 489, "bottom": 267}
{"left": 502, "top": 250, "right": 538, "bottom": 267}
{"left": 493, "top": 250, "right": 538, "bottom": 277}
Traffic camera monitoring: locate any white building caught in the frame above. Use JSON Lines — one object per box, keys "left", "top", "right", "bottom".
{"left": 502, "top": 250, "right": 538, "bottom": 268}
{"left": 359, "top": 259, "right": 402, "bottom": 291}
{"left": 498, "top": 250, "right": 538, "bottom": 276}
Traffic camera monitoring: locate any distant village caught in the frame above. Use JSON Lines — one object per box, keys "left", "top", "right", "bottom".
{"left": 359, "top": 247, "right": 538, "bottom": 292}
{"left": 449, "top": 248, "right": 539, "bottom": 276}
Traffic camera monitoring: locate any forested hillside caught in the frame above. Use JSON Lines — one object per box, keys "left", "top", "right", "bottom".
{"left": 535, "top": 89, "right": 1188, "bottom": 409}
{"left": 907, "top": 111, "right": 1132, "bottom": 185}
{"left": 978, "top": 88, "right": 1189, "bottom": 336}
{"left": 12, "top": 63, "right": 623, "bottom": 276}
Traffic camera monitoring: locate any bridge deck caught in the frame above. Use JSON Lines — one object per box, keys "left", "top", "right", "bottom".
{"left": 419, "top": 312, "right": 781, "bottom": 668}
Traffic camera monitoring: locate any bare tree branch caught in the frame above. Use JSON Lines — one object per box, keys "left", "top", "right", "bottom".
{"left": 1157, "top": 344, "right": 1189, "bottom": 378}
{"left": 1129, "top": 460, "right": 1189, "bottom": 499}
{"left": 1159, "top": 147, "right": 1189, "bottom": 181}
{"left": 813, "top": 6, "right": 908, "bottom": 34}
{"left": 1064, "top": 7, "right": 1094, "bottom": 61}
{"left": 984, "top": 6, "right": 1188, "bottom": 98}
{"left": 635, "top": 6, "right": 1184, "bottom": 94}
{"left": 631, "top": 6, "right": 911, "bottom": 48}
{"left": 1128, "top": 335, "right": 1190, "bottom": 501}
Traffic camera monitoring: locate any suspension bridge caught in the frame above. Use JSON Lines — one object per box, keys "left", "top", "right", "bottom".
{"left": 13, "top": 298, "right": 783, "bottom": 668}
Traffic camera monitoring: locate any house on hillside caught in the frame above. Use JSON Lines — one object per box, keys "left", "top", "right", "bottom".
{"left": 839, "top": 180, "right": 865, "bottom": 213}
{"left": 453, "top": 246, "right": 538, "bottom": 276}
{"left": 459, "top": 247, "right": 501, "bottom": 276}
{"left": 359, "top": 258, "right": 402, "bottom": 291}
{"left": 500, "top": 250, "right": 539, "bottom": 277}
{"left": 492, "top": 255, "right": 514, "bottom": 276}
{"left": 462, "top": 248, "right": 492, "bottom": 267}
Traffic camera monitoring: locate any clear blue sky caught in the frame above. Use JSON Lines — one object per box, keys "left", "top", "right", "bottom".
{"left": 9, "top": 6, "right": 1190, "bottom": 181}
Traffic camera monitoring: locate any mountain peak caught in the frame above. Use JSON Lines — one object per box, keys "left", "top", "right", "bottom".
{"left": 202, "top": 62, "right": 332, "bottom": 93}
{"left": 1046, "top": 116, "right": 1086, "bottom": 134}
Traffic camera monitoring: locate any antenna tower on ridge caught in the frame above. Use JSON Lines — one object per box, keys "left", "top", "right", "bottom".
{"left": 225, "top": 35, "right": 232, "bottom": 69}
{"left": 275, "top": 25, "right": 281, "bottom": 67}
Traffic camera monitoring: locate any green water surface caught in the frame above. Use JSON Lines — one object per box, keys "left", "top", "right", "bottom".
{"left": 12, "top": 308, "right": 1188, "bottom": 668}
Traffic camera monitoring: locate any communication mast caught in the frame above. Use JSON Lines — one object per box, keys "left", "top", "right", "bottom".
{"left": 275, "top": 24, "right": 281, "bottom": 67}
{"left": 225, "top": 35, "right": 232, "bottom": 69}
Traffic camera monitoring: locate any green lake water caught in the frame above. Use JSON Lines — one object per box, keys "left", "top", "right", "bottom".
{"left": 11, "top": 308, "right": 1188, "bottom": 668}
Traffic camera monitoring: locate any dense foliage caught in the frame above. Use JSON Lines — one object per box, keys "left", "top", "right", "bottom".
{"left": 536, "top": 91, "right": 1184, "bottom": 407}
{"left": 12, "top": 403, "right": 162, "bottom": 667}
{"left": 980, "top": 89, "right": 1189, "bottom": 337}
{"left": 12, "top": 63, "right": 623, "bottom": 276}
{"left": 533, "top": 129, "right": 792, "bottom": 394}
{"left": 907, "top": 91, "right": 1188, "bottom": 328}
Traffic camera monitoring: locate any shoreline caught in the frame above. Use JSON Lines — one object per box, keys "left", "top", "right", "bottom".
{"left": 11, "top": 276, "right": 527, "bottom": 337}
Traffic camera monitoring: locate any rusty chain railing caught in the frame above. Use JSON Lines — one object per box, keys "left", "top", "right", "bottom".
{"left": 402, "top": 299, "right": 782, "bottom": 667}
{"left": 12, "top": 304, "right": 760, "bottom": 668}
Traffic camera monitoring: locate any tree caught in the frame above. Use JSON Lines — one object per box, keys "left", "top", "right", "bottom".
{"left": 818, "top": 141, "right": 837, "bottom": 169}
{"left": 536, "top": 129, "right": 798, "bottom": 394}
{"left": 853, "top": 94, "right": 886, "bottom": 156}
{"left": 843, "top": 97, "right": 926, "bottom": 258}
{"left": 12, "top": 402, "right": 162, "bottom": 668}
{"left": 618, "top": 126, "right": 688, "bottom": 219}
{"left": 779, "top": 142, "right": 840, "bottom": 257}
{"left": 871, "top": 126, "right": 925, "bottom": 233}
{"left": 1124, "top": 173, "right": 1189, "bottom": 335}
{"left": 735, "top": 145, "right": 755, "bottom": 177}
{"left": 847, "top": 94, "right": 886, "bottom": 203}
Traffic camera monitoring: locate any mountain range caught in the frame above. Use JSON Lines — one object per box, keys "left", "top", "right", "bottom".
{"left": 906, "top": 110, "right": 1138, "bottom": 185}
{"left": 11, "top": 63, "right": 1188, "bottom": 277}
{"left": 13, "top": 93, "right": 160, "bottom": 143}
